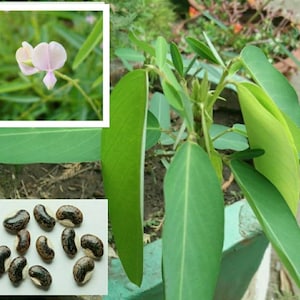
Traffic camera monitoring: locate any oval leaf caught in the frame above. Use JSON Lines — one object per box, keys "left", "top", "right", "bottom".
{"left": 236, "top": 82, "right": 300, "bottom": 214}
{"left": 163, "top": 141, "right": 224, "bottom": 299}
{"left": 241, "top": 45, "right": 300, "bottom": 127}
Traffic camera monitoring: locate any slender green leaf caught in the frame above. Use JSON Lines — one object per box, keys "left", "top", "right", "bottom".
{"left": 203, "top": 32, "right": 225, "bottom": 67}
{"left": 0, "top": 95, "right": 40, "bottom": 103}
{"left": 241, "top": 45, "right": 300, "bottom": 127}
{"left": 155, "top": 36, "right": 168, "bottom": 69}
{"left": 0, "top": 128, "right": 100, "bottom": 164}
{"left": 163, "top": 141, "right": 224, "bottom": 300}
{"left": 72, "top": 15, "right": 103, "bottom": 70}
{"left": 170, "top": 42, "right": 184, "bottom": 76}
{"left": 231, "top": 160, "right": 300, "bottom": 286}
{"left": 236, "top": 82, "right": 300, "bottom": 213}
{"left": 0, "top": 81, "right": 32, "bottom": 93}
{"left": 101, "top": 70, "right": 148, "bottom": 286}
{"left": 186, "top": 37, "right": 219, "bottom": 64}
{"left": 229, "top": 148, "right": 265, "bottom": 161}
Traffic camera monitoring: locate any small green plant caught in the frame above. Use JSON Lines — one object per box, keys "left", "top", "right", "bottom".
{"left": 102, "top": 33, "right": 300, "bottom": 299}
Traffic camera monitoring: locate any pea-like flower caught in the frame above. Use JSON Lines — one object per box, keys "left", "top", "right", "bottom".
{"left": 16, "top": 41, "right": 67, "bottom": 90}
{"left": 15, "top": 41, "right": 39, "bottom": 75}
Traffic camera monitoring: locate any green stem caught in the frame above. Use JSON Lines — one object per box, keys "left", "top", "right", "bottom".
{"left": 200, "top": 103, "right": 212, "bottom": 158}
{"left": 55, "top": 71, "right": 101, "bottom": 119}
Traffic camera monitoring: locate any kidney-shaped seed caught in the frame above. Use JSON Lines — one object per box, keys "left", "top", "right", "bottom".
{"left": 33, "top": 204, "right": 56, "bottom": 231}
{"left": 56, "top": 205, "right": 83, "bottom": 227}
{"left": 36, "top": 236, "right": 55, "bottom": 262}
{"left": 16, "top": 229, "right": 30, "bottom": 255}
{"left": 8, "top": 256, "right": 27, "bottom": 285}
{"left": 80, "top": 234, "right": 103, "bottom": 260}
{"left": 0, "top": 246, "right": 11, "bottom": 275}
{"left": 73, "top": 256, "right": 94, "bottom": 285}
{"left": 29, "top": 265, "right": 52, "bottom": 289}
{"left": 61, "top": 228, "right": 77, "bottom": 258}
{"left": 3, "top": 209, "right": 30, "bottom": 233}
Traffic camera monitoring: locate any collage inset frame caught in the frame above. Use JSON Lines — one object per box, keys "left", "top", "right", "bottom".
{"left": 0, "top": 2, "right": 110, "bottom": 128}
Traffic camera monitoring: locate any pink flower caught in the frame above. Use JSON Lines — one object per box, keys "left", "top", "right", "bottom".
{"left": 16, "top": 41, "right": 67, "bottom": 90}
{"left": 32, "top": 42, "right": 67, "bottom": 89}
{"left": 15, "top": 41, "right": 39, "bottom": 75}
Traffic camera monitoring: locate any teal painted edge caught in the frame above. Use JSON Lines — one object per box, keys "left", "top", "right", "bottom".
{"left": 105, "top": 200, "right": 268, "bottom": 299}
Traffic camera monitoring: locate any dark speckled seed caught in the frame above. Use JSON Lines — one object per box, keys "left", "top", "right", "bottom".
{"left": 16, "top": 229, "right": 30, "bottom": 255}
{"left": 36, "top": 236, "right": 55, "bottom": 262}
{"left": 0, "top": 246, "right": 11, "bottom": 275}
{"left": 29, "top": 265, "right": 52, "bottom": 289}
{"left": 73, "top": 256, "right": 94, "bottom": 285}
{"left": 80, "top": 234, "right": 103, "bottom": 260}
{"left": 8, "top": 256, "right": 27, "bottom": 285}
{"left": 33, "top": 204, "right": 56, "bottom": 231}
{"left": 56, "top": 205, "right": 83, "bottom": 227}
{"left": 61, "top": 228, "right": 77, "bottom": 257}
{"left": 3, "top": 209, "right": 30, "bottom": 233}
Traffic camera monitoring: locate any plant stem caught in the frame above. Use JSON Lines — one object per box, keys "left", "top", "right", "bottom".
{"left": 55, "top": 71, "right": 101, "bottom": 119}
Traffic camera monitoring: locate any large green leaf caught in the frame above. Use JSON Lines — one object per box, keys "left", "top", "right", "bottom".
{"left": 0, "top": 128, "right": 100, "bottom": 164}
{"left": 72, "top": 15, "right": 103, "bottom": 70}
{"left": 236, "top": 82, "right": 300, "bottom": 214}
{"left": 240, "top": 45, "right": 300, "bottom": 127}
{"left": 101, "top": 70, "right": 148, "bottom": 286}
{"left": 163, "top": 141, "right": 224, "bottom": 300}
{"left": 230, "top": 160, "right": 300, "bottom": 286}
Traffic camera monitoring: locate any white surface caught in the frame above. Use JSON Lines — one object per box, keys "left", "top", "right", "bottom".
{"left": 0, "top": 199, "right": 108, "bottom": 296}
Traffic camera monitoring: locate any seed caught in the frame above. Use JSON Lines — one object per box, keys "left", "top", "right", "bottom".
{"left": 33, "top": 204, "right": 56, "bottom": 231}
{"left": 56, "top": 205, "right": 83, "bottom": 227}
{"left": 28, "top": 265, "right": 52, "bottom": 289}
{"left": 61, "top": 228, "right": 78, "bottom": 258}
{"left": 8, "top": 256, "right": 27, "bottom": 285}
{"left": 0, "top": 246, "right": 11, "bottom": 275}
{"left": 80, "top": 234, "right": 104, "bottom": 260}
{"left": 73, "top": 256, "right": 94, "bottom": 285}
{"left": 16, "top": 229, "right": 30, "bottom": 255}
{"left": 36, "top": 236, "right": 55, "bottom": 262}
{"left": 3, "top": 209, "right": 30, "bottom": 233}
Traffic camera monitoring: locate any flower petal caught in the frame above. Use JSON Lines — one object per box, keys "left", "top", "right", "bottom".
{"left": 43, "top": 71, "right": 57, "bottom": 90}
{"left": 15, "top": 41, "right": 39, "bottom": 75}
{"left": 32, "top": 41, "right": 67, "bottom": 71}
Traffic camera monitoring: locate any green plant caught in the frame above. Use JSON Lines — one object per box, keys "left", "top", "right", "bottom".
{"left": 102, "top": 33, "right": 300, "bottom": 299}
{"left": 0, "top": 11, "right": 103, "bottom": 120}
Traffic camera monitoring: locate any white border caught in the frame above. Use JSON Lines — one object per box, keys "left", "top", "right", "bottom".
{"left": 0, "top": 2, "right": 110, "bottom": 128}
